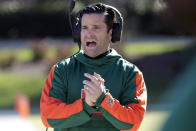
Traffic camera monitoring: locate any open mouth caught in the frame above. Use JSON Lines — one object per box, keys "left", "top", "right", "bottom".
{"left": 86, "top": 41, "right": 97, "bottom": 47}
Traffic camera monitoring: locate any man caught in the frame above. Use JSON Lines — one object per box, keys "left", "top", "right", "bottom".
{"left": 40, "top": 3, "right": 147, "bottom": 131}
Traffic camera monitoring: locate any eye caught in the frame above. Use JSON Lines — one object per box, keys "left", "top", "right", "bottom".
{"left": 93, "top": 25, "right": 99, "bottom": 29}
{"left": 82, "top": 26, "right": 87, "bottom": 30}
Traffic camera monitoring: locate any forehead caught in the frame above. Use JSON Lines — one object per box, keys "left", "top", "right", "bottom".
{"left": 81, "top": 13, "right": 105, "bottom": 25}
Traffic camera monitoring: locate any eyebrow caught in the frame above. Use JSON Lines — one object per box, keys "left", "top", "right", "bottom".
{"left": 82, "top": 24, "right": 105, "bottom": 27}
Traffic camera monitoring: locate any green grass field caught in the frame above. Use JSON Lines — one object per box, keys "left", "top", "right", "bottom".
{"left": 0, "top": 72, "right": 45, "bottom": 108}
{"left": 123, "top": 42, "right": 187, "bottom": 56}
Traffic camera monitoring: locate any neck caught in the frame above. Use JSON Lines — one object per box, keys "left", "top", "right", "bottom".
{"left": 84, "top": 50, "right": 111, "bottom": 59}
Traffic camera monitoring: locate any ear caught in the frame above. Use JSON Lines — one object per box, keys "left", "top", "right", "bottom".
{"left": 108, "top": 29, "right": 113, "bottom": 41}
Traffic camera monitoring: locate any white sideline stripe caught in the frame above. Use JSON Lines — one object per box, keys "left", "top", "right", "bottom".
{"left": 0, "top": 115, "right": 39, "bottom": 131}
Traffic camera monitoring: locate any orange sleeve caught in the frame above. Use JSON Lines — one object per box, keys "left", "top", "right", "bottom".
{"left": 99, "top": 72, "right": 147, "bottom": 131}
{"left": 40, "top": 65, "right": 90, "bottom": 128}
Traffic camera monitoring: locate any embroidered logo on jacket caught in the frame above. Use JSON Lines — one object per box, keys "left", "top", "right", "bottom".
{"left": 105, "top": 96, "right": 114, "bottom": 108}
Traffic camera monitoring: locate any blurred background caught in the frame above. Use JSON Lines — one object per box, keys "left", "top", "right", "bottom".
{"left": 0, "top": 0, "right": 195, "bottom": 130}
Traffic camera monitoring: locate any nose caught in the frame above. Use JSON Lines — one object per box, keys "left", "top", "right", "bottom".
{"left": 86, "top": 29, "right": 95, "bottom": 38}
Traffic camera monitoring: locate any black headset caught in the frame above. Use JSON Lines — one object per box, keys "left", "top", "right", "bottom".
{"left": 69, "top": 0, "right": 123, "bottom": 50}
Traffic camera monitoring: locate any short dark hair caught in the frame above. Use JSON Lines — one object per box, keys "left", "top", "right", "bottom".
{"left": 78, "top": 3, "right": 116, "bottom": 32}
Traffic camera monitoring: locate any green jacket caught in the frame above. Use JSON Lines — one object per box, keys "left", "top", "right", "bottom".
{"left": 40, "top": 49, "right": 147, "bottom": 131}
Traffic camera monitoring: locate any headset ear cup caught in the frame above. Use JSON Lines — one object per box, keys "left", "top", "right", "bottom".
{"left": 73, "top": 23, "right": 81, "bottom": 43}
{"left": 112, "top": 23, "right": 122, "bottom": 43}
{"left": 73, "top": 15, "right": 81, "bottom": 43}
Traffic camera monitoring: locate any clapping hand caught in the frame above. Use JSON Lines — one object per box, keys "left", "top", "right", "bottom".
{"left": 83, "top": 72, "right": 105, "bottom": 106}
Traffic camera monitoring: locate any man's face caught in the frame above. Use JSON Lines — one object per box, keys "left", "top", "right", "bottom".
{"left": 81, "top": 13, "right": 112, "bottom": 58}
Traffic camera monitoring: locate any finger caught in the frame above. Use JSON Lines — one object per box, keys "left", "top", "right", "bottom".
{"left": 84, "top": 85, "right": 95, "bottom": 95}
{"left": 84, "top": 73, "right": 100, "bottom": 85}
{"left": 83, "top": 89, "right": 95, "bottom": 106}
{"left": 84, "top": 88, "right": 96, "bottom": 103}
{"left": 83, "top": 80, "right": 98, "bottom": 89}
{"left": 94, "top": 72, "right": 105, "bottom": 83}
{"left": 94, "top": 73, "right": 106, "bottom": 89}
{"left": 84, "top": 86, "right": 91, "bottom": 96}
